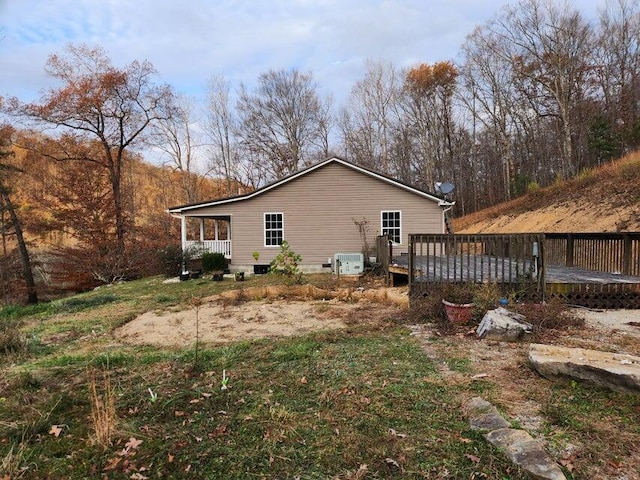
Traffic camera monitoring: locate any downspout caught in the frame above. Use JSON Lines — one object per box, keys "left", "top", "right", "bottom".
{"left": 439, "top": 201, "right": 455, "bottom": 234}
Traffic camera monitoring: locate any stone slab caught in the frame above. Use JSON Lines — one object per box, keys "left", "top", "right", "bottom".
{"left": 529, "top": 343, "right": 640, "bottom": 394}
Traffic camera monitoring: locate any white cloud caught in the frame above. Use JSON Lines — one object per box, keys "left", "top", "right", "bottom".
{"left": 0, "top": 0, "right": 605, "bottom": 108}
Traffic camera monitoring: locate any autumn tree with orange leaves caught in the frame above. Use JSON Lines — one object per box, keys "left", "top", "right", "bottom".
{"left": 7, "top": 44, "right": 175, "bottom": 262}
{"left": 404, "top": 61, "right": 458, "bottom": 192}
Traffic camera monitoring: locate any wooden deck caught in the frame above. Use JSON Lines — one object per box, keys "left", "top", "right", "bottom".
{"left": 379, "top": 233, "right": 640, "bottom": 309}
{"left": 392, "top": 254, "right": 640, "bottom": 285}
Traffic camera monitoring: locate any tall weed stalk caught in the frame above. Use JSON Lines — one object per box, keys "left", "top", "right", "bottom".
{"left": 89, "top": 369, "right": 117, "bottom": 448}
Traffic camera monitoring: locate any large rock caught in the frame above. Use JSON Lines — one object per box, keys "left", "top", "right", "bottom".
{"left": 529, "top": 343, "right": 640, "bottom": 394}
{"left": 477, "top": 307, "right": 533, "bottom": 342}
{"left": 485, "top": 428, "right": 566, "bottom": 480}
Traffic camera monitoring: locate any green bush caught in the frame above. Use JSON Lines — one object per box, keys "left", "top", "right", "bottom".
{"left": 201, "top": 252, "right": 226, "bottom": 272}
{"left": 270, "top": 241, "right": 302, "bottom": 276}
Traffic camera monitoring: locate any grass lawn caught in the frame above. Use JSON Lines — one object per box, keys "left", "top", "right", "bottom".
{"left": 1, "top": 274, "right": 638, "bottom": 479}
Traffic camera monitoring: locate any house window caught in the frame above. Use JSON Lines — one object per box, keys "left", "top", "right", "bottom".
{"left": 264, "top": 213, "right": 284, "bottom": 246}
{"left": 381, "top": 211, "right": 401, "bottom": 244}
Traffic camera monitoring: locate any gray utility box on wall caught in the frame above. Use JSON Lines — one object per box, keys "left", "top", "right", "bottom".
{"left": 334, "top": 253, "right": 364, "bottom": 275}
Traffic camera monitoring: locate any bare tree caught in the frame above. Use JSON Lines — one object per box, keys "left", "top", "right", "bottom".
{"left": 495, "top": 0, "right": 594, "bottom": 179}
{"left": 6, "top": 44, "right": 174, "bottom": 254}
{"left": 459, "top": 27, "right": 519, "bottom": 200}
{"left": 339, "top": 60, "right": 401, "bottom": 173}
{"left": 235, "top": 68, "right": 331, "bottom": 182}
{"left": 594, "top": 0, "right": 640, "bottom": 156}
{"left": 205, "top": 74, "right": 241, "bottom": 194}
{"left": 152, "top": 95, "right": 204, "bottom": 204}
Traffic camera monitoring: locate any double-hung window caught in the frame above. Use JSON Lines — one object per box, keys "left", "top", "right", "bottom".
{"left": 381, "top": 210, "right": 401, "bottom": 244}
{"left": 264, "top": 213, "right": 284, "bottom": 246}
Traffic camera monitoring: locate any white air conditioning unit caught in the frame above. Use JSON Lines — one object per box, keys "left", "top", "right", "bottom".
{"left": 334, "top": 253, "right": 364, "bottom": 275}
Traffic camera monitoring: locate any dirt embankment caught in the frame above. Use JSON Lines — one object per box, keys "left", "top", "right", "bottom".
{"left": 453, "top": 152, "right": 640, "bottom": 234}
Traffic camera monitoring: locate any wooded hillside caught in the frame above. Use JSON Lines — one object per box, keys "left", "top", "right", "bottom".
{"left": 0, "top": 128, "right": 238, "bottom": 304}
{"left": 453, "top": 150, "right": 640, "bottom": 233}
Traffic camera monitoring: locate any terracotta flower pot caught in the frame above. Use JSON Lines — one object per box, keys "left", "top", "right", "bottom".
{"left": 442, "top": 299, "right": 474, "bottom": 324}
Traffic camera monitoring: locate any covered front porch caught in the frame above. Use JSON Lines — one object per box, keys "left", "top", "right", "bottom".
{"left": 180, "top": 215, "right": 232, "bottom": 259}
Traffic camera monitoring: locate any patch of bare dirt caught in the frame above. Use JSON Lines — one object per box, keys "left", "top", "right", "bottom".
{"left": 114, "top": 290, "right": 406, "bottom": 347}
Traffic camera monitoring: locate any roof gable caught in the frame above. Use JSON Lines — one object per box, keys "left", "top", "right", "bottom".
{"left": 168, "top": 157, "right": 451, "bottom": 214}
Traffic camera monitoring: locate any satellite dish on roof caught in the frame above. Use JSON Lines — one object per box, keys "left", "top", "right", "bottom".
{"left": 440, "top": 182, "right": 455, "bottom": 195}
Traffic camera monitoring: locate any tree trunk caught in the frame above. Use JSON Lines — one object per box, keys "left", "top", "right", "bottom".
{"left": 0, "top": 186, "right": 38, "bottom": 304}
{"left": 107, "top": 148, "right": 126, "bottom": 256}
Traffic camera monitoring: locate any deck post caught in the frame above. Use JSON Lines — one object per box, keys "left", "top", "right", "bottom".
{"left": 623, "top": 233, "right": 632, "bottom": 275}
{"left": 408, "top": 237, "right": 413, "bottom": 291}
{"left": 388, "top": 239, "right": 393, "bottom": 286}
{"left": 538, "top": 234, "right": 546, "bottom": 302}
{"left": 565, "top": 234, "right": 574, "bottom": 267}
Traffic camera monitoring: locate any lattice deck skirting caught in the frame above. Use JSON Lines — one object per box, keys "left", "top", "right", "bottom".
{"left": 544, "top": 283, "right": 640, "bottom": 309}
{"left": 400, "top": 233, "right": 640, "bottom": 310}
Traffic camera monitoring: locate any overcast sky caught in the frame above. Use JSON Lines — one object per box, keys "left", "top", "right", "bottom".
{"left": 0, "top": 0, "right": 605, "bottom": 108}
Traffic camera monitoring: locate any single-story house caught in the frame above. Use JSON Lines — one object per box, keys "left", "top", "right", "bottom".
{"left": 167, "top": 157, "right": 453, "bottom": 273}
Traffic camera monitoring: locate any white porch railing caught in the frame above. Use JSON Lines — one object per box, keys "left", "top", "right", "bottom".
{"left": 184, "top": 240, "right": 232, "bottom": 259}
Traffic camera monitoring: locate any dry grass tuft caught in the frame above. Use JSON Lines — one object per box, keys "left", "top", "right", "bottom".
{"left": 1, "top": 439, "right": 28, "bottom": 478}
{"left": 88, "top": 369, "right": 117, "bottom": 448}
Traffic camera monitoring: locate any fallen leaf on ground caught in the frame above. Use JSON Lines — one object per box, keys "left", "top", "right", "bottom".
{"left": 465, "top": 453, "right": 481, "bottom": 463}
{"left": 125, "top": 437, "right": 143, "bottom": 450}
{"left": 103, "top": 457, "right": 122, "bottom": 471}
{"left": 49, "top": 425, "right": 63, "bottom": 437}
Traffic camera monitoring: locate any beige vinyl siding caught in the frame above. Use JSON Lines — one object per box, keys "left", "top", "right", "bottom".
{"left": 186, "top": 162, "right": 444, "bottom": 265}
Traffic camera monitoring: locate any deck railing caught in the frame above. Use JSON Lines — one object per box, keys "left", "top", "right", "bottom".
{"left": 408, "top": 233, "right": 545, "bottom": 295}
{"left": 544, "top": 232, "right": 640, "bottom": 276}
{"left": 184, "top": 240, "right": 232, "bottom": 259}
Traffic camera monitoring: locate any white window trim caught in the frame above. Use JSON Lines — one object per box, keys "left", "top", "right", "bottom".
{"left": 264, "top": 212, "right": 284, "bottom": 247}
{"left": 381, "top": 210, "right": 402, "bottom": 245}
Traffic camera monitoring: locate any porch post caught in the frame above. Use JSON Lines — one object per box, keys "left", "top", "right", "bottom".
{"left": 214, "top": 220, "right": 219, "bottom": 241}
{"left": 199, "top": 218, "right": 205, "bottom": 242}
{"left": 181, "top": 216, "right": 187, "bottom": 251}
